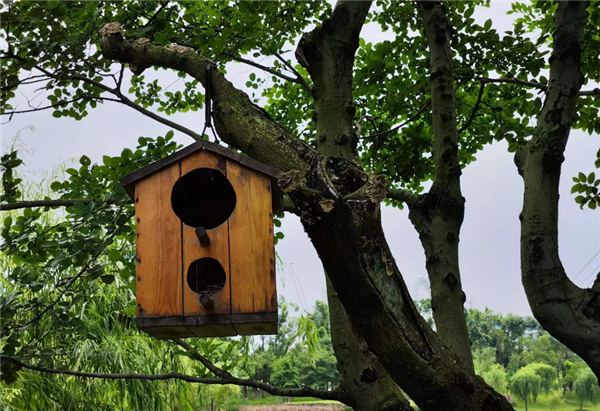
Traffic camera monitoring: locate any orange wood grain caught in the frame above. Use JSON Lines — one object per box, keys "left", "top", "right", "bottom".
{"left": 135, "top": 164, "right": 182, "bottom": 317}
{"left": 180, "top": 150, "right": 232, "bottom": 317}
{"left": 227, "top": 160, "right": 277, "bottom": 315}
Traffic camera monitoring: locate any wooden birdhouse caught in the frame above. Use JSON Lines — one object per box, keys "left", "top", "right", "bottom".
{"left": 120, "top": 140, "right": 282, "bottom": 339}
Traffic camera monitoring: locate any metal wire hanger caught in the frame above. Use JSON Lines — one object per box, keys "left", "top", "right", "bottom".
{"left": 201, "top": 63, "right": 220, "bottom": 144}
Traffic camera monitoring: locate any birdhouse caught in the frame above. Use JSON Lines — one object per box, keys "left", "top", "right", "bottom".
{"left": 120, "top": 140, "right": 282, "bottom": 339}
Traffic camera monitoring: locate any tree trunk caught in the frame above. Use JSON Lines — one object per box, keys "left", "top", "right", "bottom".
{"left": 408, "top": 0, "right": 474, "bottom": 370}
{"left": 327, "top": 276, "right": 412, "bottom": 411}
{"left": 515, "top": 0, "right": 600, "bottom": 378}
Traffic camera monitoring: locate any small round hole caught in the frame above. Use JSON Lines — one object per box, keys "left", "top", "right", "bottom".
{"left": 187, "top": 257, "right": 226, "bottom": 295}
{"left": 171, "top": 168, "right": 236, "bottom": 229}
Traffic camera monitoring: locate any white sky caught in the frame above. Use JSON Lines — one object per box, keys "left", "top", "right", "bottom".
{"left": 2, "top": 1, "right": 599, "bottom": 317}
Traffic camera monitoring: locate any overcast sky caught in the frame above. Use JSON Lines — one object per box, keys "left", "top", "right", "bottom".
{"left": 3, "top": 1, "right": 599, "bottom": 317}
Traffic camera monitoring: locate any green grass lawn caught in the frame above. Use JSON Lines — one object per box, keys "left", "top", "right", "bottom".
{"left": 512, "top": 393, "right": 600, "bottom": 411}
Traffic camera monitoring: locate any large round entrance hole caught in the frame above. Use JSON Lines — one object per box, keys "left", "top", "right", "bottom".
{"left": 171, "top": 168, "right": 236, "bottom": 229}
{"left": 187, "top": 257, "right": 226, "bottom": 295}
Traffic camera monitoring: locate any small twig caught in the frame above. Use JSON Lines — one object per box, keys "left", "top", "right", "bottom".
{"left": 274, "top": 53, "right": 312, "bottom": 93}
{"left": 459, "top": 80, "right": 486, "bottom": 134}
{"left": 361, "top": 101, "right": 430, "bottom": 140}
{"left": 1, "top": 198, "right": 122, "bottom": 211}
{"left": 143, "top": 1, "right": 169, "bottom": 28}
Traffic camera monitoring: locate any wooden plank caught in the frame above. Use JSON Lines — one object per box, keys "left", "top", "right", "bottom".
{"left": 135, "top": 164, "right": 182, "bottom": 317}
{"left": 181, "top": 150, "right": 232, "bottom": 319}
{"left": 227, "top": 161, "right": 277, "bottom": 315}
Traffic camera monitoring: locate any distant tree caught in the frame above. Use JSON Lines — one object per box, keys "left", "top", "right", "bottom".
{"left": 481, "top": 364, "right": 508, "bottom": 395}
{"left": 562, "top": 361, "right": 589, "bottom": 394}
{"left": 473, "top": 347, "right": 497, "bottom": 375}
{"left": 573, "top": 369, "right": 600, "bottom": 411}
{"left": 510, "top": 368, "right": 542, "bottom": 411}
{"left": 524, "top": 363, "right": 557, "bottom": 396}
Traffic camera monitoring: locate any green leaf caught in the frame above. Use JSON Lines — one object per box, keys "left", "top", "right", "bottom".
{"left": 100, "top": 275, "right": 115, "bottom": 285}
{"left": 579, "top": 172, "right": 586, "bottom": 181}
{"left": 588, "top": 172, "right": 596, "bottom": 184}
{"left": 575, "top": 195, "right": 585, "bottom": 204}
{"left": 79, "top": 155, "right": 91, "bottom": 166}
{"left": 589, "top": 200, "right": 597, "bottom": 210}
{"left": 571, "top": 184, "right": 580, "bottom": 194}
{"left": 484, "top": 19, "right": 492, "bottom": 30}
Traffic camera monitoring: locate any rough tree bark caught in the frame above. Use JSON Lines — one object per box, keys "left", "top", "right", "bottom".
{"left": 515, "top": 0, "right": 600, "bottom": 378}
{"left": 327, "top": 277, "right": 412, "bottom": 411}
{"left": 296, "top": 3, "right": 411, "bottom": 409}
{"left": 406, "top": 1, "right": 474, "bottom": 370}
{"left": 100, "top": 4, "right": 515, "bottom": 410}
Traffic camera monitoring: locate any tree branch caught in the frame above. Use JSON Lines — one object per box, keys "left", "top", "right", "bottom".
{"left": 171, "top": 339, "right": 339, "bottom": 400}
{"left": 2, "top": 52, "right": 204, "bottom": 141}
{"left": 99, "top": 24, "right": 315, "bottom": 174}
{"left": 387, "top": 188, "right": 419, "bottom": 205}
{"left": 296, "top": 0, "right": 372, "bottom": 160}
{"left": 1, "top": 354, "right": 229, "bottom": 385}
{"left": 414, "top": 0, "right": 473, "bottom": 370}
{"left": 360, "top": 101, "right": 430, "bottom": 140}
{"left": 0, "top": 198, "right": 120, "bottom": 211}
{"left": 515, "top": 0, "right": 600, "bottom": 378}
{"left": 227, "top": 53, "right": 312, "bottom": 94}
{"left": 459, "top": 81, "right": 485, "bottom": 134}
{"left": 460, "top": 75, "right": 599, "bottom": 97}
{"left": 274, "top": 52, "right": 313, "bottom": 94}
{"left": 2, "top": 96, "right": 120, "bottom": 116}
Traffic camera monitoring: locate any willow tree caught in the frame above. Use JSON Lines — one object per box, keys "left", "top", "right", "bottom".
{"left": 1, "top": 1, "right": 599, "bottom": 411}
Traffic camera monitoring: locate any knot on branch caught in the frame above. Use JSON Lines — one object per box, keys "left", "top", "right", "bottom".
{"left": 100, "top": 23, "right": 124, "bottom": 37}
{"left": 278, "top": 170, "right": 306, "bottom": 193}
{"left": 165, "top": 44, "right": 194, "bottom": 54}
{"left": 134, "top": 38, "right": 151, "bottom": 45}
{"left": 319, "top": 199, "right": 335, "bottom": 213}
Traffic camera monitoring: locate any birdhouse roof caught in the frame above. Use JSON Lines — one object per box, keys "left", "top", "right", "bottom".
{"left": 120, "top": 140, "right": 282, "bottom": 199}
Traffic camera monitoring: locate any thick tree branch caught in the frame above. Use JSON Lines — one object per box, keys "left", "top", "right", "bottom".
{"left": 171, "top": 339, "right": 339, "bottom": 400}
{"left": 99, "top": 24, "right": 315, "bottom": 174}
{"left": 515, "top": 0, "right": 600, "bottom": 378}
{"left": 326, "top": 276, "right": 413, "bottom": 411}
{"left": 296, "top": 0, "right": 372, "bottom": 160}
{"left": 412, "top": 0, "right": 473, "bottom": 370}
{"left": 387, "top": 188, "right": 419, "bottom": 205}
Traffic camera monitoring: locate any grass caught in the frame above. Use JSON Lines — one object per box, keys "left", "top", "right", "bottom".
{"left": 227, "top": 397, "right": 344, "bottom": 410}
{"left": 512, "top": 393, "right": 600, "bottom": 411}
{"left": 227, "top": 394, "right": 599, "bottom": 411}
